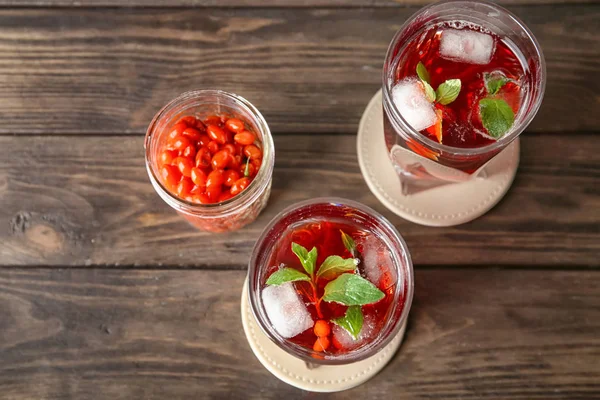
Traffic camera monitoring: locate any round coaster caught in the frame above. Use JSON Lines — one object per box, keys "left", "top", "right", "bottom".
{"left": 240, "top": 278, "right": 406, "bottom": 392}
{"left": 357, "top": 89, "right": 520, "bottom": 227}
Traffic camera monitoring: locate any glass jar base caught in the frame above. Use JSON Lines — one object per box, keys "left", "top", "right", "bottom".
{"left": 241, "top": 277, "right": 406, "bottom": 392}
{"left": 358, "top": 90, "right": 520, "bottom": 227}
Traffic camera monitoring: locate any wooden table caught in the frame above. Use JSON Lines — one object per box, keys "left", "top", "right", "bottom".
{"left": 1, "top": 1, "right": 599, "bottom": 399}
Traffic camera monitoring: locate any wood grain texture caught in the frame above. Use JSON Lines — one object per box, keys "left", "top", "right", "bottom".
{"left": 0, "top": 268, "right": 598, "bottom": 399}
{"left": 0, "top": 0, "right": 592, "bottom": 6}
{"left": 0, "top": 134, "right": 598, "bottom": 268}
{"left": 0, "top": 6, "right": 597, "bottom": 135}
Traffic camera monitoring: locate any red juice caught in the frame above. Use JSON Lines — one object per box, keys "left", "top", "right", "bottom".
{"left": 261, "top": 218, "right": 402, "bottom": 355}
{"left": 384, "top": 21, "right": 530, "bottom": 172}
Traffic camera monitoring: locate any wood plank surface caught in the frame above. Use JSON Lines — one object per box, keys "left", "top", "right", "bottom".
{"left": 0, "top": 0, "right": 592, "bottom": 6}
{"left": 1, "top": 134, "right": 598, "bottom": 268}
{"left": 0, "top": 268, "right": 598, "bottom": 399}
{"left": 0, "top": 2, "right": 596, "bottom": 398}
{"left": 0, "top": 6, "right": 596, "bottom": 135}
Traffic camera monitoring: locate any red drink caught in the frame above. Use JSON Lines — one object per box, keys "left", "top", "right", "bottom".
{"left": 382, "top": 1, "right": 545, "bottom": 174}
{"left": 263, "top": 219, "right": 400, "bottom": 354}
{"left": 248, "top": 199, "right": 413, "bottom": 364}
{"left": 392, "top": 23, "right": 525, "bottom": 149}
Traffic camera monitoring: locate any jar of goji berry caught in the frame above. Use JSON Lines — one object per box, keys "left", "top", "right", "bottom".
{"left": 145, "top": 90, "right": 274, "bottom": 233}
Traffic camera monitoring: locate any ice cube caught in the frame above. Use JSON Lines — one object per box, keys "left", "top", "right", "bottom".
{"left": 392, "top": 78, "right": 437, "bottom": 132}
{"left": 356, "top": 236, "right": 397, "bottom": 290}
{"left": 440, "top": 29, "right": 495, "bottom": 65}
{"left": 332, "top": 313, "right": 377, "bottom": 350}
{"left": 262, "top": 282, "right": 314, "bottom": 339}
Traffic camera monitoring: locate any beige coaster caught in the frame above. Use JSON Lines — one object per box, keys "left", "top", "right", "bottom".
{"left": 357, "top": 90, "right": 520, "bottom": 227}
{"left": 241, "top": 278, "right": 406, "bottom": 392}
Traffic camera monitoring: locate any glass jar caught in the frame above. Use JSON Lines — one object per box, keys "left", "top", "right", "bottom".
{"left": 145, "top": 90, "right": 274, "bottom": 233}
{"left": 247, "top": 198, "right": 414, "bottom": 365}
{"left": 382, "top": 0, "right": 546, "bottom": 187}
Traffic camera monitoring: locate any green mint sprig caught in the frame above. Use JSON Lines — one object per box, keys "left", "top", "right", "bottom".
{"left": 317, "top": 256, "right": 358, "bottom": 280}
{"left": 331, "top": 306, "right": 363, "bottom": 340}
{"left": 479, "top": 98, "right": 515, "bottom": 139}
{"left": 416, "top": 61, "right": 430, "bottom": 84}
{"left": 340, "top": 229, "right": 356, "bottom": 257}
{"left": 266, "top": 267, "right": 311, "bottom": 285}
{"left": 322, "top": 273, "right": 385, "bottom": 305}
{"left": 417, "top": 62, "right": 436, "bottom": 102}
{"left": 484, "top": 73, "right": 508, "bottom": 95}
{"left": 292, "top": 242, "right": 318, "bottom": 276}
{"left": 265, "top": 230, "right": 384, "bottom": 340}
{"left": 436, "top": 79, "right": 461, "bottom": 105}
{"left": 416, "top": 62, "right": 461, "bottom": 105}
{"left": 479, "top": 72, "right": 516, "bottom": 139}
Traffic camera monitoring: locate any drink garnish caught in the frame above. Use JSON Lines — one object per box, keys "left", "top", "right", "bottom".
{"left": 484, "top": 73, "right": 508, "bottom": 95}
{"left": 331, "top": 306, "right": 363, "bottom": 340}
{"left": 266, "top": 267, "right": 311, "bottom": 285}
{"left": 340, "top": 229, "right": 356, "bottom": 257}
{"left": 266, "top": 235, "right": 384, "bottom": 341}
{"left": 406, "top": 139, "right": 440, "bottom": 161}
{"left": 435, "top": 79, "right": 461, "bottom": 105}
{"left": 416, "top": 62, "right": 461, "bottom": 106}
{"left": 426, "top": 108, "right": 443, "bottom": 143}
{"left": 417, "top": 62, "right": 436, "bottom": 102}
{"left": 478, "top": 72, "right": 515, "bottom": 139}
{"left": 416, "top": 62, "right": 461, "bottom": 143}
{"left": 291, "top": 242, "right": 318, "bottom": 276}
{"left": 322, "top": 273, "right": 385, "bottom": 306}
{"left": 416, "top": 61, "right": 430, "bottom": 84}
{"left": 316, "top": 256, "right": 358, "bottom": 280}
{"left": 479, "top": 98, "right": 515, "bottom": 139}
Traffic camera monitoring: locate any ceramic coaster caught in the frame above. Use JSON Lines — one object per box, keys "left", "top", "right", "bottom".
{"left": 241, "top": 278, "right": 406, "bottom": 392}
{"left": 357, "top": 89, "right": 520, "bottom": 227}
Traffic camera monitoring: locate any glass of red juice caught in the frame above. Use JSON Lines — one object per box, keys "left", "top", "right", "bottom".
{"left": 382, "top": 0, "right": 545, "bottom": 191}
{"left": 248, "top": 198, "right": 413, "bottom": 364}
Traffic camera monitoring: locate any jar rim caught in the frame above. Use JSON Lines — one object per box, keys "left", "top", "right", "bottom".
{"left": 247, "top": 197, "right": 414, "bottom": 365}
{"left": 382, "top": 0, "right": 546, "bottom": 156}
{"left": 144, "top": 89, "right": 275, "bottom": 218}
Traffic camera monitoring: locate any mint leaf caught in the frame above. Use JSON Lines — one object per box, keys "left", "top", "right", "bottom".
{"left": 323, "top": 273, "right": 385, "bottom": 306}
{"left": 416, "top": 61, "right": 430, "bottom": 84}
{"left": 331, "top": 306, "right": 363, "bottom": 340}
{"left": 292, "top": 242, "right": 318, "bottom": 276}
{"left": 435, "top": 79, "right": 461, "bottom": 105}
{"left": 416, "top": 62, "right": 435, "bottom": 102}
{"left": 266, "top": 267, "right": 311, "bottom": 286}
{"left": 340, "top": 230, "right": 356, "bottom": 257}
{"left": 479, "top": 98, "right": 515, "bottom": 139}
{"left": 485, "top": 74, "right": 508, "bottom": 95}
{"left": 316, "top": 256, "right": 358, "bottom": 281}
{"left": 422, "top": 81, "right": 436, "bottom": 103}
